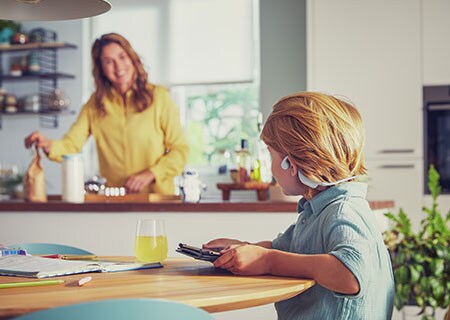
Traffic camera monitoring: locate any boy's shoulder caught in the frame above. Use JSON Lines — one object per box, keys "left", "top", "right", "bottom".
{"left": 319, "top": 192, "right": 371, "bottom": 224}
{"left": 311, "top": 182, "right": 367, "bottom": 210}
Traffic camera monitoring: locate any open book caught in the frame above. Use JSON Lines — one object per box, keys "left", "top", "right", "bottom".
{"left": 0, "top": 255, "right": 162, "bottom": 278}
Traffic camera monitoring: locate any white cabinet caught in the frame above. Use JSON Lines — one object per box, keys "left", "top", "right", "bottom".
{"left": 365, "top": 159, "right": 423, "bottom": 230}
{"left": 307, "top": 0, "right": 422, "bottom": 159}
{"left": 422, "top": 0, "right": 450, "bottom": 85}
{"left": 307, "top": 0, "right": 424, "bottom": 218}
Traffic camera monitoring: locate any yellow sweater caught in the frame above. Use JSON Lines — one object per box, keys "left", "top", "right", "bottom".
{"left": 49, "top": 85, "right": 189, "bottom": 195}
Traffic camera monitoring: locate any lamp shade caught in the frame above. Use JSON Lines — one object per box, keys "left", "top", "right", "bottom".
{"left": 0, "top": 0, "right": 111, "bottom": 21}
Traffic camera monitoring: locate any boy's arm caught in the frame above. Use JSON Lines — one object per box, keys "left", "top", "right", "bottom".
{"left": 253, "top": 241, "right": 272, "bottom": 249}
{"left": 268, "top": 250, "right": 360, "bottom": 295}
{"left": 203, "top": 239, "right": 272, "bottom": 249}
{"left": 214, "top": 246, "right": 359, "bottom": 295}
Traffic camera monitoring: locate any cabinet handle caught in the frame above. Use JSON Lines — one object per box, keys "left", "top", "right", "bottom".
{"left": 378, "top": 149, "right": 415, "bottom": 154}
{"left": 428, "top": 104, "right": 450, "bottom": 111}
{"left": 378, "top": 164, "right": 415, "bottom": 169}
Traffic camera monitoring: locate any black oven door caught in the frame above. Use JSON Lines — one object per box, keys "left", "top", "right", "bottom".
{"left": 425, "top": 102, "right": 450, "bottom": 193}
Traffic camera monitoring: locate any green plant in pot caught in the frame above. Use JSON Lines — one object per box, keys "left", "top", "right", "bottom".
{"left": 0, "top": 171, "right": 23, "bottom": 199}
{"left": 383, "top": 165, "right": 450, "bottom": 320}
{"left": 0, "top": 20, "right": 21, "bottom": 45}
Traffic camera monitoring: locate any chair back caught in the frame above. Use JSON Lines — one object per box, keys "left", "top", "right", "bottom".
{"left": 13, "top": 298, "right": 213, "bottom": 320}
{"left": 9, "top": 243, "right": 93, "bottom": 255}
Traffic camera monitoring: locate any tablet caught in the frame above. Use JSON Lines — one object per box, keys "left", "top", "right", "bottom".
{"left": 176, "top": 243, "right": 221, "bottom": 262}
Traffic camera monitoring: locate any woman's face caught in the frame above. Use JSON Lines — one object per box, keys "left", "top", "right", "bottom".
{"left": 100, "top": 42, "right": 135, "bottom": 94}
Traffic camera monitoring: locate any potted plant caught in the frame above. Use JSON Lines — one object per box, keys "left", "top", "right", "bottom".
{"left": 0, "top": 20, "right": 21, "bottom": 45}
{"left": 0, "top": 170, "right": 23, "bottom": 199}
{"left": 383, "top": 165, "right": 450, "bottom": 320}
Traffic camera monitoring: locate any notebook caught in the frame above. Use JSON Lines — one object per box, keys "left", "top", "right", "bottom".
{"left": 0, "top": 255, "right": 162, "bottom": 278}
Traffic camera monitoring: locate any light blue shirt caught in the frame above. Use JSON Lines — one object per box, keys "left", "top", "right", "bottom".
{"left": 272, "top": 182, "right": 394, "bottom": 320}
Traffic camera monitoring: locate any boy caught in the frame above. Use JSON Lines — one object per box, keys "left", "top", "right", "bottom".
{"left": 204, "top": 92, "right": 394, "bottom": 319}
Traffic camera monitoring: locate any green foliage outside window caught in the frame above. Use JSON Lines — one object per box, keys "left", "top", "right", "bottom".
{"left": 185, "top": 84, "right": 259, "bottom": 165}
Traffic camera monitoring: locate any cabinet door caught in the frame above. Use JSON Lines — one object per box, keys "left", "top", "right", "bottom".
{"left": 307, "top": 0, "right": 422, "bottom": 159}
{"left": 365, "top": 159, "right": 424, "bottom": 230}
{"left": 422, "top": 0, "right": 450, "bottom": 85}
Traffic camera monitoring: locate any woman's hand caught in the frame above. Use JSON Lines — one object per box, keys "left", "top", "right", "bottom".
{"left": 24, "top": 131, "right": 52, "bottom": 155}
{"left": 203, "top": 238, "right": 248, "bottom": 250}
{"left": 124, "top": 169, "right": 155, "bottom": 193}
{"left": 213, "top": 244, "right": 272, "bottom": 276}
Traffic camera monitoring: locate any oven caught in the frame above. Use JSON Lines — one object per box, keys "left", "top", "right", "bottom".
{"left": 424, "top": 85, "right": 450, "bottom": 194}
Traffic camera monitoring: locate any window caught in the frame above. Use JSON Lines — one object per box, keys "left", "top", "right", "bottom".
{"left": 168, "top": 0, "right": 260, "bottom": 171}
{"left": 171, "top": 82, "right": 260, "bottom": 167}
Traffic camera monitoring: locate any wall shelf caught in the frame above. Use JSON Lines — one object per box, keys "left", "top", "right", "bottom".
{"left": 0, "top": 42, "right": 77, "bottom": 53}
{"left": 0, "top": 109, "right": 75, "bottom": 129}
{"left": 0, "top": 30, "right": 77, "bottom": 130}
{"left": 0, "top": 73, "right": 75, "bottom": 81}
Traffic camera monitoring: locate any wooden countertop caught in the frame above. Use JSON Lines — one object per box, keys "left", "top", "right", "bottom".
{"left": 0, "top": 197, "right": 394, "bottom": 213}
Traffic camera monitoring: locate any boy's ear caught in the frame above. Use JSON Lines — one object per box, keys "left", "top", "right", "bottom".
{"left": 287, "top": 156, "right": 298, "bottom": 177}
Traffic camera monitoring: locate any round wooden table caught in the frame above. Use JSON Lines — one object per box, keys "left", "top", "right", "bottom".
{"left": 0, "top": 257, "right": 315, "bottom": 319}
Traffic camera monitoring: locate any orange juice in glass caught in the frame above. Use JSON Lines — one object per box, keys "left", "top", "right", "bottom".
{"left": 134, "top": 219, "right": 168, "bottom": 263}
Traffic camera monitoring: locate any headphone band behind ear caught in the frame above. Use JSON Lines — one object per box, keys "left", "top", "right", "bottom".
{"left": 281, "top": 156, "right": 356, "bottom": 189}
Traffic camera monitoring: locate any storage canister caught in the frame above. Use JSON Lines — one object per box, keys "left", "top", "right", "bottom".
{"left": 62, "top": 153, "right": 84, "bottom": 203}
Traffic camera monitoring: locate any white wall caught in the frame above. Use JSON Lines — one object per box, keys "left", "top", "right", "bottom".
{"left": 259, "top": 0, "right": 307, "bottom": 120}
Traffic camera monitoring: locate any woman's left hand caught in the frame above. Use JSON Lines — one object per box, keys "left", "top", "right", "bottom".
{"left": 124, "top": 170, "right": 155, "bottom": 193}
{"left": 213, "top": 244, "right": 272, "bottom": 276}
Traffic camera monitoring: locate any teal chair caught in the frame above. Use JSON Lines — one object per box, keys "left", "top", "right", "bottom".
{"left": 13, "top": 298, "right": 214, "bottom": 320}
{"left": 9, "top": 243, "right": 93, "bottom": 255}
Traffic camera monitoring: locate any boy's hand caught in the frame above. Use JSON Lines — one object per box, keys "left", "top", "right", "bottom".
{"left": 213, "top": 244, "right": 272, "bottom": 276}
{"left": 203, "top": 238, "right": 247, "bottom": 250}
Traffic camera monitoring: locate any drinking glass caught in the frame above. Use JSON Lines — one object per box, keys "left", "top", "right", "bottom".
{"left": 134, "top": 219, "right": 168, "bottom": 263}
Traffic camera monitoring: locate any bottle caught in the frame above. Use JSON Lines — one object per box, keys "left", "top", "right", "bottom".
{"left": 62, "top": 154, "right": 84, "bottom": 203}
{"left": 235, "top": 139, "right": 251, "bottom": 183}
{"left": 254, "top": 112, "right": 272, "bottom": 183}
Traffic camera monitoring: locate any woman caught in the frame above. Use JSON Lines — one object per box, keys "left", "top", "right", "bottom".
{"left": 24, "top": 33, "right": 189, "bottom": 195}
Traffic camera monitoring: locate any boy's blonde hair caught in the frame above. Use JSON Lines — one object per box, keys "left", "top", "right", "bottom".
{"left": 261, "top": 92, "right": 367, "bottom": 188}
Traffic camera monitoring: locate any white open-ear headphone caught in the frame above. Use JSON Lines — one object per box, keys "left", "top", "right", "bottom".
{"left": 281, "top": 156, "right": 356, "bottom": 189}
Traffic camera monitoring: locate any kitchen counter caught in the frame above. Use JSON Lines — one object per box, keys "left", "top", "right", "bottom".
{"left": 0, "top": 197, "right": 394, "bottom": 212}
{"left": 0, "top": 196, "right": 394, "bottom": 267}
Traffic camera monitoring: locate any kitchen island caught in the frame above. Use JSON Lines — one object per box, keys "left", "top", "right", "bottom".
{"left": 0, "top": 197, "right": 393, "bottom": 255}
{"left": 0, "top": 197, "right": 393, "bottom": 320}
{"left": 0, "top": 197, "right": 393, "bottom": 213}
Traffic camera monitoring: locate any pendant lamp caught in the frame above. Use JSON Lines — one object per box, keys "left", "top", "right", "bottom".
{"left": 0, "top": 0, "right": 111, "bottom": 21}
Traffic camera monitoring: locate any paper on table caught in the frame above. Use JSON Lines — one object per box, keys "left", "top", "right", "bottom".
{"left": 0, "top": 255, "right": 162, "bottom": 278}
{"left": 92, "top": 260, "right": 162, "bottom": 273}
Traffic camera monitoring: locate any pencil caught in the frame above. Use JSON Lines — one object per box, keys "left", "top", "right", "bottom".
{"left": 61, "top": 255, "right": 97, "bottom": 260}
{"left": 0, "top": 279, "right": 65, "bottom": 289}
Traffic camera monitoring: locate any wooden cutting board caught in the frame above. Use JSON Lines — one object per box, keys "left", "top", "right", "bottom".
{"left": 216, "top": 182, "right": 271, "bottom": 201}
